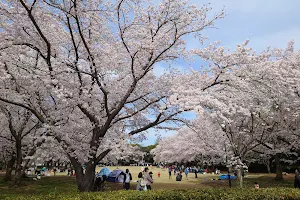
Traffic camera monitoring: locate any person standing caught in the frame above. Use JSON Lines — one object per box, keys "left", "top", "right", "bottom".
{"left": 124, "top": 169, "right": 132, "bottom": 190}
{"left": 194, "top": 166, "right": 198, "bottom": 178}
{"left": 143, "top": 167, "right": 154, "bottom": 190}
{"left": 294, "top": 169, "right": 300, "bottom": 188}
{"left": 168, "top": 166, "right": 172, "bottom": 179}
{"left": 136, "top": 172, "right": 144, "bottom": 191}
{"left": 185, "top": 167, "right": 189, "bottom": 180}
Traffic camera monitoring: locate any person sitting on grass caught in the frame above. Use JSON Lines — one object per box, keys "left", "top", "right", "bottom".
{"left": 176, "top": 171, "right": 183, "bottom": 181}
{"left": 254, "top": 182, "right": 259, "bottom": 189}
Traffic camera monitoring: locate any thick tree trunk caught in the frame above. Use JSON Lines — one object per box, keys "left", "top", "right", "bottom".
{"left": 68, "top": 155, "right": 97, "bottom": 192}
{"left": 74, "top": 162, "right": 96, "bottom": 192}
{"left": 275, "top": 153, "right": 283, "bottom": 180}
{"left": 67, "top": 147, "right": 110, "bottom": 192}
{"left": 13, "top": 138, "right": 23, "bottom": 186}
{"left": 4, "top": 154, "right": 15, "bottom": 182}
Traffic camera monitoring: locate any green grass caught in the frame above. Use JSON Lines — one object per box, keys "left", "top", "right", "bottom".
{"left": 0, "top": 166, "right": 295, "bottom": 199}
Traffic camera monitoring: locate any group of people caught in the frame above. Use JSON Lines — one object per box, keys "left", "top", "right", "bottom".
{"left": 123, "top": 167, "right": 154, "bottom": 191}
{"left": 167, "top": 166, "right": 198, "bottom": 181}
{"left": 33, "top": 167, "right": 56, "bottom": 177}
{"left": 67, "top": 168, "right": 74, "bottom": 176}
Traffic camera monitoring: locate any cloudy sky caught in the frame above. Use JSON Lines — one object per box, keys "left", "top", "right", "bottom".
{"left": 141, "top": 0, "right": 300, "bottom": 146}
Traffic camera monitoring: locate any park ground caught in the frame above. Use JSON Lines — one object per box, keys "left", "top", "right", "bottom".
{"left": 0, "top": 166, "right": 296, "bottom": 199}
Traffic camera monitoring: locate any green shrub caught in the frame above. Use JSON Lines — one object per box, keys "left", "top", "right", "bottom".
{"left": 2, "top": 188, "right": 300, "bottom": 200}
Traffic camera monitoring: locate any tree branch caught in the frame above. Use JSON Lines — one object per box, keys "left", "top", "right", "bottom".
{"left": 19, "top": 0, "right": 52, "bottom": 70}
{"left": 0, "top": 97, "right": 46, "bottom": 123}
{"left": 95, "top": 149, "right": 111, "bottom": 163}
{"left": 77, "top": 104, "right": 99, "bottom": 124}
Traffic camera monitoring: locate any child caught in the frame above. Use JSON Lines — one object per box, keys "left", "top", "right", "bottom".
{"left": 136, "top": 172, "right": 144, "bottom": 191}
{"left": 149, "top": 171, "right": 153, "bottom": 178}
{"left": 158, "top": 172, "right": 161, "bottom": 178}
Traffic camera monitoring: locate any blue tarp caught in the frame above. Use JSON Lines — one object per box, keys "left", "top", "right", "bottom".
{"left": 219, "top": 174, "right": 237, "bottom": 180}
{"left": 96, "top": 167, "right": 111, "bottom": 177}
{"left": 106, "top": 169, "right": 125, "bottom": 183}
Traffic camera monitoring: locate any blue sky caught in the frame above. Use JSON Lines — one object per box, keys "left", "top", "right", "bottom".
{"left": 141, "top": 0, "right": 300, "bottom": 146}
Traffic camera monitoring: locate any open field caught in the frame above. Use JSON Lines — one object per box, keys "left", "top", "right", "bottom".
{"left": 0, "top": 166, "right": 295, "bottom": 199}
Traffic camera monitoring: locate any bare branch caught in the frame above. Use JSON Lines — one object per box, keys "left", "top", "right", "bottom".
{"left": 77, "top": 104, "right": 99, "bottom": 124}
{"left": 114, "top": 96, "right": 165, "bottom": 123}
{"left": 95, "top": 149, "right": 111, "bottom": 163}
{"left": 19, "top": 0, "right": 52, "bottom": 70}
{"left": 0, "top": 97, "right": 46, "bottom": 123}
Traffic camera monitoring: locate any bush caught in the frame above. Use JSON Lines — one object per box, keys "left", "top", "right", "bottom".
{"left": 2, "top": 188, "right": 300, "bottom": 200}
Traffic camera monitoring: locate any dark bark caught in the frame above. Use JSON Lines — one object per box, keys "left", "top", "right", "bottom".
{"left": 13, "top": 138, "right": 23, "bottom": 186}
{"left": 266, "top": 160, "right": 271, "bottom": 174}
{"left": 68, "top": 148, "right": 111, "bottom": 192}
{"left": 275, "top": 153, "right": 283, "bottom": 180}
{"left": 70, "top": 158, "right": 96, "bottom": 192}
{"left": 4, "top": 154, "right": 15, "bottom": 182}
{"left": 77, "top": 163, "right": 97, "bottom": 192}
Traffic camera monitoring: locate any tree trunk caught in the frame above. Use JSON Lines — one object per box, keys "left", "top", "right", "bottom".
{"left": 237, "top": 168, "right": 243, "bottom": 188}
{"left": 74, "top": 162, "right": 96, "bottom": 192}
{"left": 13, "top": 138, "right": 23, "bottom": 186}
{"left": 4, "top": 154, "right": 15, "bottom": 182}
{"left": 67, "top": 147, "right": 110, "bottom": 192}
{"left": 68, "top": 155, "right": 97, "bottom": 192}
{"left": 275, "top": 153, "right": 283, "bottom": 180}
{"left": 227, "top": 168, "right": 232, "bottom": 188}
{"left": 266, "top": 159, "right": 271, "bottom": 174}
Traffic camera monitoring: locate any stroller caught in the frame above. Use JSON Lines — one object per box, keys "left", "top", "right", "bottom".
{"left": 94, "top": 175, "right": 107, "bottom": 191}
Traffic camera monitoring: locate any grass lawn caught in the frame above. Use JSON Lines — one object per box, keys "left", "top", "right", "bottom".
{"left": 0, "top": 166, "right": 295, "bottom": 199}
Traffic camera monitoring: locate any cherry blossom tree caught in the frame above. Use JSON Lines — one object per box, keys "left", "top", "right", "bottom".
{"left": 152, "top": 114, "right": 227, "bottom": 166}
{"left": 169, "top": 41, "right": 300, "bottom": 185}
{"left": 0, "top": 127, "right": 15, "bottom": 182}
{"left": 0, "top": 0, "right": 223, "bottom": 191}
{"left": 0, "top": 104, "right": 41, "bottom": 185}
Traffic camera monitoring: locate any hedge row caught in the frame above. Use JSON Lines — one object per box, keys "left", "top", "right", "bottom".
{"left": 2, "top": 188, "right": 300, "bottom": 200}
